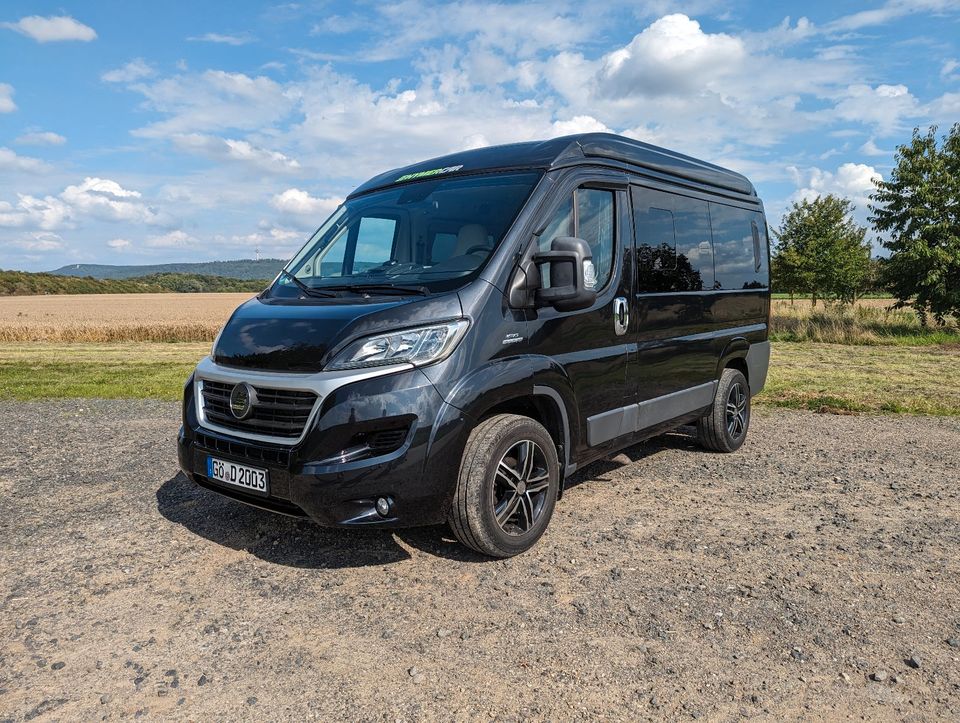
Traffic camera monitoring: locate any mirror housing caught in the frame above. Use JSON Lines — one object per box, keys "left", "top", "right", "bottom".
{"left": 533, "top": 236, "right": 597, "bottom": 312}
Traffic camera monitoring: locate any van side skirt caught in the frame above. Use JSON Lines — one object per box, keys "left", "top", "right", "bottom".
{"left": 586, "top": 381, "right": 717, "bottom": 447}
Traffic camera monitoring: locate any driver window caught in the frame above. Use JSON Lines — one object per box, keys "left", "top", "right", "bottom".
{"left": 539, "top": 188, "right": 615, "bottom": 290}
{"left": 539, "top": 196, "right": 573, "bottom": 252}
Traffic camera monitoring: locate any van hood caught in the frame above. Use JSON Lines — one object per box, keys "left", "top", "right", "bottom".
{"left": 213, "top": 293, "right": 463, "bottom": 372}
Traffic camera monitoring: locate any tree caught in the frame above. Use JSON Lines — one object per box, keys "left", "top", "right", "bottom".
{"left": 869, "top": 124, "right": 960, "bottom": 325}
{"left": 772, "top": 194, "right": 872, "bottom": 305}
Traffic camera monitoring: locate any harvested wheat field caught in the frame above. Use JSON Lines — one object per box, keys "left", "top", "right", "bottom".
{"left": 0, "top": 293, "right": 252, "bottom": 343}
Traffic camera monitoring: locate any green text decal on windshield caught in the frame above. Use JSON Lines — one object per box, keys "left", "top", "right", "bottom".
{"left": 395, "top": 164, "right": 464, "bottom": 183}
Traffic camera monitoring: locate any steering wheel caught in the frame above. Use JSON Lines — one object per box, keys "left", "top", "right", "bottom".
{"left": 464, "top": 245, "right": 490, "bottom": 255}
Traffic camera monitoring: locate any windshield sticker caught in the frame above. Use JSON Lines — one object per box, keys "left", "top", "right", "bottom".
{"left": 395, "top": 165, "right": 464, "bottom": 183}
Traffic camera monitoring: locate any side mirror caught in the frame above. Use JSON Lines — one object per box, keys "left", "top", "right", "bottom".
{"left": 534, "top": 236, "right": 597, "bottom": 312}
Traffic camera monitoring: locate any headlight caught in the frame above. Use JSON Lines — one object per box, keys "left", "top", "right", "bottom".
{"left": 326, "top": 319, "right": 470, "bottom": 371}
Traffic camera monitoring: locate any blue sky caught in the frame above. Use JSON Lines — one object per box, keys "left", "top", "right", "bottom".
{"left": 1, "top": 0, "right": 958, "bottom": 271}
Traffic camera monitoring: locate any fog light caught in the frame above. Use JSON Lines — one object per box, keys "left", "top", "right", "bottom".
{"left": 375, "top": 497, "right": 392, "bottom": 517}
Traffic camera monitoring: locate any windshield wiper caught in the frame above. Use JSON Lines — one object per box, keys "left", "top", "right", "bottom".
{"left": 277, "top": 269, "right": 338, "bottom": 298}
{"left": 322, "top": 283, "right": 429, "bottom": 296}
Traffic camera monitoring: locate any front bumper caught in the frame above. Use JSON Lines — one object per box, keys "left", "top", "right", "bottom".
{"left": 178, "top": 359, "right": 470, "bottom": 528}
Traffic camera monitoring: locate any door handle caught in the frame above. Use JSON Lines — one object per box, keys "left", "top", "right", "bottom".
{"left": 613, "top": 296, "right": 628, "bottom": 336}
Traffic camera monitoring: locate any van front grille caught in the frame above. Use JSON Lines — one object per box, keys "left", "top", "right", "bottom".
{"left": 200, "top": 380, "right": 317, "bottom": 440}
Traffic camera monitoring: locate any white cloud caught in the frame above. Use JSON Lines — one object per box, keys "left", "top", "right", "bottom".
{"left": 129, "top": 70, "right": 295, "bottom": 137}
{"left": 0, "top": 83, "right": 15, "bottom": 113}
{"left": 0, "top": 177, "right": 172, "bottom": 231}
{"left": 60, "top": 177, "right": 167, "bottom": 225}
{"left": 171, "top": 133, "right": 301, "bottom": 174}
{"left": 2, "top": 231, "right": 66, "bottom": 252}
{"left": 270, "top": 189, "right": 342, "bottom": 216}
{"left": 833, "top": 84, "right": 920, "bottom": 134}
{"left": 860, "top": 138, "right": 891, "bottom": 157}
{"left": 229, "top": 227, "right": 303, "bottom": 249}
{"left": 926, "top": 92, "right": 960, "bottom": 123}
{"left": 15, "top": 130, "right": 66, "bottom": 146}
{"left": 598, "top": 14, "right": 745, "bottom": 97}
{"left": 788, "top": 162, "right": 882, "bottom": 209}
{"left": 2, "top": 15, "right": 96, "bottom": 43}
{"left": 550, "top": 115, "right": 612, "bottom": 136}
{"left": 145, "top": 230, "right": 193, "bottom": 248}
{"left": 827, "top": 0, "right": 958, "bottom": 32}
{"left": 311, "top": 14, "right": 366, "bottom": 35}
{"left": 307, "top": 1, "right": 605, "bottom": 62}
{"left": 537, "top": 13, "right": 859, "bottom": 153}
{"left": 0, "top": 147, "right": 51, "bottom": 173}
{"left": 0, "top": 194, "right": 72, "bottom": 230}
{"left": 941, "top": 59, "right": 959, "bottom": 79}
{"left": 188, "top": 32, "right": 254, "bottom": 46}
{"left": 102, "top": 59, "right": 155, "bottom": 83}
{"left": 106, "top": 238, "right": 132, "bottom": 250}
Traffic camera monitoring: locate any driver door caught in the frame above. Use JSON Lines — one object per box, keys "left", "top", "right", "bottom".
{"left": 525, "top": 175, "right": 635, "bottom": 459}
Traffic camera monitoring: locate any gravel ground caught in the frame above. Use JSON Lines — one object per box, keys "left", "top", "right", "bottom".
{"left": 1, "top": 400, "right": 958, "bottom": 721}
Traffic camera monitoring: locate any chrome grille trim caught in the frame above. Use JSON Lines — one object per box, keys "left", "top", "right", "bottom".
{"left": 193, "top": 356, "right": 413, "bottom": 447}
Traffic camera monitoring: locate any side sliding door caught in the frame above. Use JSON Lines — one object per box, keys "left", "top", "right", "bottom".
{"left": 629, "top": 184, "right": 718, "bottom": 428}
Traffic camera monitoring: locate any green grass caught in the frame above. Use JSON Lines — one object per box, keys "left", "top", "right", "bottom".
{"left": 758, "top": 342, "right": 960, "bottom": 415}
{"left": 770, "top": 301, "right": 960, "bottom": 346}
{"left": 1, "top": 341, "right": 958, "bottom": 417}
{"left": 0, "top": 343, "right": 207, "bottom": 400}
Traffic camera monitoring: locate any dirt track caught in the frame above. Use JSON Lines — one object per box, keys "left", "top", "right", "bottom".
{"left": 1, "top": 401, "right": 958, "bottom": 721}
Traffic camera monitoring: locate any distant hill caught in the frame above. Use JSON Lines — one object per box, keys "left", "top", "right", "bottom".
{"left": 1, "top": 270, "right": 269, "bottom": 296}
{"left": 49, "top": 258, "right": 286, "bottom": 281}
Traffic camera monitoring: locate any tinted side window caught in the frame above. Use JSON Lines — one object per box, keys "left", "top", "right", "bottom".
{"left": 635, "top": 208, "right": 677, "bottom": 292}
{"left": 633, "top": 187, "right": 711, "bottom": 292}
{"left": 710, "top": 202, "right": 769, "bottom": 290}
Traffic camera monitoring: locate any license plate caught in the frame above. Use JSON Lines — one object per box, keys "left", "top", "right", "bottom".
{"left": 206, "top": 456, "right": 269, "bottom": 495}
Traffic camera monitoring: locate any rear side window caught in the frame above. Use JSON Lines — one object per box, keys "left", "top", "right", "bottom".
{"left": 638, "top": 208, "right": 677, "bottom": 272}
{"left": 633, "top": 186, "right": 712, "bottom": 292}
{"left": 709, "top": 202, "right": 769, "bottom": 290}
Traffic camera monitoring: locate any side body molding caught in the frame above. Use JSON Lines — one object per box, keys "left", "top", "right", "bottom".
{"left": 587, "top": 381, "right": 717, "bottom": 447}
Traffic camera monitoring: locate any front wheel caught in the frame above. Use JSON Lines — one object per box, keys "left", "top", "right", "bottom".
{"left": 697, "top": 367, "right": 751, "bottom": 452}
{"left": 449, "top": 414, "right": 560, "bottom": 558}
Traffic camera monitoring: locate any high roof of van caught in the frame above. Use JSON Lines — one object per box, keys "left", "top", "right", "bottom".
{"left": 349, "top": 132, "right": 756, "bottom": 199}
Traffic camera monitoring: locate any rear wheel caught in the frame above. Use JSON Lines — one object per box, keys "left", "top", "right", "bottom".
{"left": 449, "top": 414, "right": 560, "bottom": 558}
{"left": 697, "top": 367, "right": 751, "bottom": 452}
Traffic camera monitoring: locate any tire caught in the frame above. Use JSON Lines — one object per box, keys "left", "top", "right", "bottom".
{"left": 697, "top": 367, "right": 751, "bottom": 453}
{"left": 449, "top": 414, "right": 560, "bottom": 558}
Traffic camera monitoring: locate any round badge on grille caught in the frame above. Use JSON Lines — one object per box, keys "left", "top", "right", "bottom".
{"left": 229, "top": 382, "right": 256, "bottom": 420}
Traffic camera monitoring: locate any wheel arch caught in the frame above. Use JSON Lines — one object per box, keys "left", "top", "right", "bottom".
{"left": 439, "top": 356, "right": 579, "bottom": 484}
{"left": 717, "top": 337, "right": 750, "bottom": 382}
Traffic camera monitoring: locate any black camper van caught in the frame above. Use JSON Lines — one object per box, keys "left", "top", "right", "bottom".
{"left": 178, "top": 133, "right": 770, "bottom": 557}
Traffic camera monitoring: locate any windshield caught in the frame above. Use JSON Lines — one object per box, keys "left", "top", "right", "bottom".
{"left": 268, "top": 171, "right": 541, "bottom": 297}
